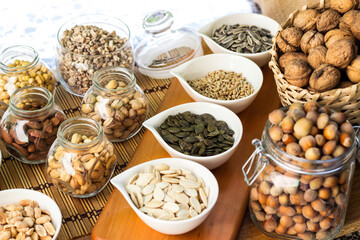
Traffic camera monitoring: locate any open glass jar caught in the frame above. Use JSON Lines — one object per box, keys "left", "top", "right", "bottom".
{"left": 0, "top": 86, "right": 65, "bottom": 164}
{"left": 0, "top": 45, "right": 56, "bottom": 105}
{"left": 243, "top": 107, "right": 356, "bottom": 240}
{"left": 56, "top": 14, "right": 134, "bottom": 97}
{"left": 80, "top": 67, "right": 148, "bottom": 142}
{"left": 46, "top": 117, "right": 117, "bottom": 198}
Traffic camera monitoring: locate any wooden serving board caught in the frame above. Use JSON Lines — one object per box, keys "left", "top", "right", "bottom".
{"left": 91, "top": 66, "right": 280, "bottom": 240}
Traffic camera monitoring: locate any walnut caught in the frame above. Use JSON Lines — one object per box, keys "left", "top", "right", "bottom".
{"left": 330, "top": 0, "right": 359, "bottom": 13}
{"left": 339, "top": 10, "right": 360, "bottom": 31}
{"left": 293, "top": 9, "right": 319, "bottom": 32}
{"left": 316, "top": 9, "right": 341, "bottom": 33}
{"left": 309, "top": 64, "right": 341, "bottom": 92}
{"left": 324, "top": 29, "right": 356, "bottom": 48}
{"left": 337, "top": 80, "right": 354, "bottom": 88}
{"left": 346, "top": 56, "right": 360, "bottom": 83}
{"left": 276, "top": 27, "right": 303, "bottom": 53}
{"left": 326, "top": 39, "right": 357, "bottom": 69}
{"left": 300, "top": 30, "right": 324, "bottom": 54}
{"left": 350, "top": 13, "right": 360, "bottom": 40}
{"left": 279, "top": 52, "right": 308, "bottom": 71}
{"left": 308, "top": 46, "right": 328, "bottom": 69}
{"left": 284, "top": 59, "right": 312, "bottom": 87}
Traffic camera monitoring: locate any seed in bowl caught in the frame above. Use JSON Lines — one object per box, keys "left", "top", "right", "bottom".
{"left": 0, "top": 199, "right": 56, "bottom": 239}
{"left": 157, "top": 111, "right": 235, "bottom": 156}
{"left": 211, "top": 24, "right": 273, "bottom": 53}
{"left": 126, "top": 163, "right": 210, "bottom": 220}
{"left": 187, "top": 70, "right": 254, "bottom": 100}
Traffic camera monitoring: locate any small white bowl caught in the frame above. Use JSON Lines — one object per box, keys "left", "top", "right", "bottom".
{"left": 110, "top": 158, "right": 219, "bottom": 235}
{"left": 198, "top": 13, "right": 279, "bottom": 67}
{"left": 170, "top": 53, "right": 263, "bottom": 113}
{"left": 143, "top": 102, "right": 243, "bottom": 170}
{"left": 0, "top": 189, "right": 62, "bottom": 239}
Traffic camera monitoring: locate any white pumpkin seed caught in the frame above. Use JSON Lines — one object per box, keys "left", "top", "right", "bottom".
{"left": 179, "top": 179, "right": 199, "bottom": 189}
{"left": 204, "top": 186, "right": 210, "bottom": 197}
{"left": 144, "top": 165, "right": 154, "bottom": 174}
{"left": 186, "top": 173, "right": 198, "bottom": 182}
{"left": 177, "top": 208, "right": 189, "bottom": 218}
{"left": 143, "top": 194, "right": 153, "bottom": 205}
{"left": 135, "top": 173, "right": 153, "bottom": 187}
{"left": 163, "top": 202, "right": 180, "bottom": 213}
{"left": 153, "top": 187, "right": 165, "bottom": 201}
{"left": 199, "top": 188, "right": 208, "bottom": 207}
{"left": 160, "top": 170, "right": 176, "bottom": 175}
{"left": 156, "top": 182, "right": 169, "bottom": 189}
{"left": 184, "top": 188, "right": 198, "bottom": 197}
{"left": 157, "top": 213, "right": 174, "bottom": 220}
{"left": 154, "top": 163, "right": 169, "bottom": 171}
{"left": 171, "top": 184, "right": 184, "bottom": 193}
{"left": 198, "top": 177, "right": 205, "bottom": 188}
{"left": 148, "top": 209, "right": 168, "bottom": 218}
{"left": 175, "top": 193, "right": 189, "bottom": 205}
{"left": 128, "top": 174, "right": 139, "bottom": 185}
{"left": 145, "top": 200, "right": 163, "bottom": 208}
{"left": 164, "top": 194, "right": 175, "bottom": 203}
{"left": 162, "top": 176, "right": 179, "bottom": 184}
{"left": 142, "top": 184, "right": 155, "bottom": 195}
{"left": 190, "top": 197, "right": 201, "bottom": 214}
{"left": 125, "top": 184, "right": 142, "bottom": 195}
{"left": 130, "top": 192, "right": 139, "bottom": 208}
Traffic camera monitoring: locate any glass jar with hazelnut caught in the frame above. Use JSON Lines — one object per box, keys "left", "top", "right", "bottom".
{"left": 243, "top": 102, "right": 356, "bottom": 240}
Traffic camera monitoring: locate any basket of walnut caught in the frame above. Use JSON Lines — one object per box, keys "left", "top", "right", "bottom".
{"left": 269, "top": 0, "right": 360, "bottom": 124}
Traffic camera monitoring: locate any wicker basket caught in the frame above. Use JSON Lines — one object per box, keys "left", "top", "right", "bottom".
{"left": 269, "top": 0, "right": 360, "bottom": 124}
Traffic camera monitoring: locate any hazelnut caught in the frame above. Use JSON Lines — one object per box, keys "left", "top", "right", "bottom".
{"left": 269, "top": 126, "right": 284, "bottom": 142}
{"left": 280, "top": 215, "right": 293, "bottom": 228}
{"left": 282, "top": 134, "right": 297, "bottom": 145}
{"left": 332, "top": 185, "right": 340, "bottom": 197}
{"left": 302, "top": 205, "right": 317, "bottom": 219}
{"left": 299, "top": 135, "right": 316, "bottom": 151}
{"left": 311, "top": 214, "right": 324, "bottom": 223}
{"left": 290, "top": 108, "right": 306, "bottom": 122}
{"left": 308, "top": 46, "right": 327, "bottom": 69}
{"left": 324, "top": 29, "right": 356, "bottom": 48}
{"left": 294, "top": 118, "right": 313, "bottom": 138}
{"left": 318, "top": 106, "right": 331, "bottom": 115}
{"left": 306, "top": 110, "right": 318, "bottom": 124}
{"left": 278, "top": 206, "right": 296, "bottom": 216}
{"left": 300, "top": 30, "right": 324, "bottom": 54}
{"left": 270, "top": 185, "right": 283, "bottom": 197}
{"left": 266, "top": 195, "right": 279, "bottom": 208}
{"left": 339, "top": 10, "right": 360, "bottom": 31}
{"left": 340, "top": 122, "right": 354, "bottom": 135}
{"left": 264, "top": 206, "right": 277, "bottom": 215}
{"left": 290, "top": 191, "right": 305, "bottom": 205}
{"left": 305, "top": 147, "right": 321, "bottom": 160}
{"left": 276, "top": 27, "right": 303, "bottom": 53}
{"left": 294, "top": 9, "right": 319, "bottom": 31}
{"left": 311, "top": 199, "right": 327, "bottom": 212}
{"left": 318, "top": 188, "right": 331, "bottom": 200}
{"left": 323, "top": 176, "right": 338, "bottom": 188}
{"left": 330, "top": 0, "right": 359, "bottom": 13}
{"left": 250, "top": 201, "right": 262, "bottom": 211}
{"left": 326, "top": 39, "right": 357, "bottom": 69}
{"left": 319, "top": 217, "right": 332, "bottom": 230}
{"left": 263, "top": 218, "right": 277, "bottom": 233}
{"left": 279, "top": 52, "right": 308, "bottom": 71}
{"left": 310, "top": 177, "right": 323, "bottom": 190}
{"left": 309, "top": 64, "right": 341, "bottom": 92}
{"left": 304, "top": 101, "right": 320, "bottom": 112}
{"left": 315, "top": 134, "right": 326, "bottom": 147}
{"left": 274, "top": 225, "right": 287, "bottom": 234}
{"left": 254, "top": 211, "right": 265, "bottom": 221}
{"left": 306, "top": 220, "right": 320, "bottom": 232}
{"left": 279, "top": 194, "right": 289, "bottom": 206}
{"left": 287, "top": 226, "right": 297, "bottom": 235}
{"left": 289, "top": 102, "right": 305, "bottom": 111}
{"left": 298, "top": 232, "right": 315, "bottom": 240}
{"left": 333, "top": 145, "right": 346, "bottom": 157}
{"left": 330, "top": 112, "right": 346, "bottom": 125}
{"left": 259, "top": 193, "right": 267, "bottom": 205}
{"left": 346, "top": 56, "right": 360, "bottom": 83}
{"left": 284, "top": 59, "right": 312, "bottom": 87}
{"left": 304, "top": 189, "right": 318, "bottom": 202}
{"left": 268, "top": 109, "right": 285, "bottom": 125}
{"left": 316, "top": 230, "right": 330, "bottom": 239}
{"left": 323, "top": 124, "right": 338, "bottom": 140}
{"left": 286, "top": 142, "right": 302, "bottom": 156}
{"left": 259, "top": 181, "right": 271, "bottom": 195}
{"left": 335, "top": 193, "right": 346, "bottom": 206}
{"left": 294, "top": 223, "right": 307, "bottom": 233}
{"left": 281, "top": 116, "right": 295, "bottom": 133}
{"left": 316, "top": 9, "right": 341, "bottom": 33}
{"left": 293, "top": 215, "right": 305, "bottom": 224}
{"left": 323, "top": 140, "right": 337, "bottom": 155}
{"left": 317, "top": 113, "right": 330, "bottom": 130}
{"left": 250, "top": 187, "right": 259, "bottom": 201}
{"left": 340, "top": 132, "right": 352, "bottom": 147}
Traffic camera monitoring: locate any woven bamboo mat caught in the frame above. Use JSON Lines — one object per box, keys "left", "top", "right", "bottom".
{"left": 0, "top": 70, "right": 172, "bottom": 240}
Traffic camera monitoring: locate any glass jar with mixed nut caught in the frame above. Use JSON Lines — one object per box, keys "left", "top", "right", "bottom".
{"left": 46, "top": 116, "right": 117, "bottom": 197}
{"left": 243, "top": 102, "right": 356, "bottom": 240}
{"left": 81, "top": 67, "right": 148, "bottom": 142}
{"left": 0, "top": 86, "right": 65, "bottom": 164}
{"left": 0, "top": 45, "right": 56, "bottom": 105}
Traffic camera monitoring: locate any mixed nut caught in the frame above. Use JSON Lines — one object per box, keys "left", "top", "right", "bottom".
{"left": 57, "top": 25, "right": 134, "bottom": 96}
{"left": 187, "top": 70, "right": 254, "bottom": 100}
{"left": 126, "top": 163, "right": 210, "bottom": 220}
{"left": 0, "top": 199, "right": 56, "bottom": 240}
{"left": 157, "top": 112, "right": 235, "bottom": 156}
{"left": 81, "top": 78, "right": 148, "bottom": 141}
{"left": 47, "top": 133, "right": 117, "bottom": 196}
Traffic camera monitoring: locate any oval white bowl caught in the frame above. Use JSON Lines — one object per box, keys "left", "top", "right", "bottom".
{"left": 110, "top": 158, "right": 219, "bottom": 235}
{"left": 0, "top": 189, "right": 62, "bottom": 239}
{"left": 143, "top": 102, "right": 243, "bottom": 170}
{"left": 198, "top": 13, "right": 280, "bottom": 67}
{"left": 170, "top": 53, "right": 263, "bottom": 113}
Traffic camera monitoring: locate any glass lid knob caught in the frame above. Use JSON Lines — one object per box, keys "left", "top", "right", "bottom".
{"left": 143, "top": 10, "right": 174, "bottom": 34}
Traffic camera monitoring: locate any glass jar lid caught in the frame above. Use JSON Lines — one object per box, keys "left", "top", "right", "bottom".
{"left": 134, "top": 10, "right": 203, "bottom": 79}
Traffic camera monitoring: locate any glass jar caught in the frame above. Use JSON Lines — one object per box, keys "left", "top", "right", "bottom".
{"left": 80, "top": 67, "right": 148, "bottom": 142}
{"left": 56, "top": 14, "right": 134, "bottom": 97}
{"left": 0, "top": 45, "right": 56, "bottom": 105}
{"left": 0, "top": 86, "right": 65, "bottom": 164}
{"left": 242, "top": 114, "right": 356, "bottom": 240}
{"left": 134, "top": 10, "right": 203, "bottom": 79}
{"left": 46, "top": 116, "right": 117, "bottom": 198}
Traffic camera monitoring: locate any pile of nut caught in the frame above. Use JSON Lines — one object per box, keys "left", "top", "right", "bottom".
{"left": 47, "top": 133, "right": 117, "bottom": 196}
{"left": 249, "top": 101, "right": 353, "bottom": 239}
{"left": 0, "top": 99, "right": 65, "bottom": 162}
{"left": 0, "top": 199, "right": 56, "bottom": 240}
{"left": 58, "top": 25, "right": 134, "bottom": 96}
{"left": 276, "top": 0, "right": 360, "bottom": 92}
{"left": 81, "top": 79, "right": 147, "bottom": 141}
{"left": 0, "top": 60, "right": 55, "bottom": 104}
{"left": 126, "top": 163, "right": 210, "bottom": 220}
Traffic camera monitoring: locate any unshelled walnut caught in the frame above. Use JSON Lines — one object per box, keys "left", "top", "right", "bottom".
{"left": 279, "top": 52, "right": 308, "bottom": 71}
{"left": 324, "top": 29, "right": 356, "bottom": 48}
{"left": 300, "top": 30, "right": 324, "bottom": 54}
{"left": 316, "top": 9, "right": 341, "bottom": 33}
{"left": 350, "top": 13, "right": 360, "bottom": 40}
{"left": 284, "top": 59, "right": 312, "bottom": 87}
{"left": 339, "top": 10, "right": 360, "bottom": 31}
{"left": 309, "top": 64, "right": 341, "bottom": 92}
{"left": 326, "top": 39, "right": 357, "bottom": 69}
{"left": 276, "top": 27, "right": 303, "bottom": 53}
{"left": 293, "top": 9, "right": 319, "bottom": 32}
{"left": 337, "top": 80, "right": 354, "bottom": 88}
{"left": 308, "top": 46, "right": 327, "bottom": 69}
{"left": 330, "top": 0, "right": 359, "bottom": 13}
{"left": 346, "top": 56, "right": 360, "bottom": 83}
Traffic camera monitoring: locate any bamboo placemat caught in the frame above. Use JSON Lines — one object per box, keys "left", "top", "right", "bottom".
{"left": 0, "top": 70, "right": 172, "bottom": 240}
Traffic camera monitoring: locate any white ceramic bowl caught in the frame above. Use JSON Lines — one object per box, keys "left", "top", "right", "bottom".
{"left": 110, "top": 158, "right": 219, "bottom": 235}
{"left": 170, "top": 53, "right": 263, "bottom": 113}
{"left": 143, "top": 102, "right": 243, "bottom": 170}
{"left": 0, "top": 189, "right": 62, "bottom": 239}
{"left": 198, "top": 13, "right": 280, "bottom": 67}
